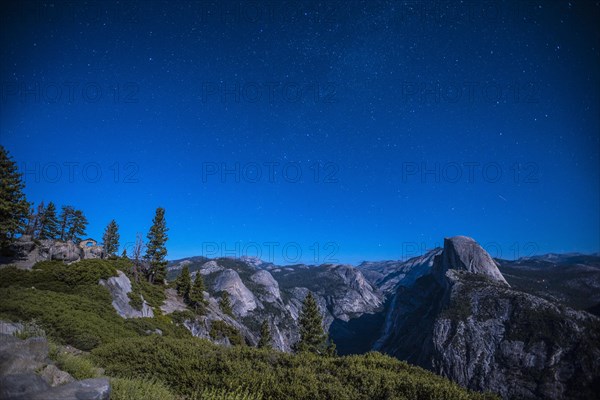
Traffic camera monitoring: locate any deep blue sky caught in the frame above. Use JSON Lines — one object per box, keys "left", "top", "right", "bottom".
{"left": 1, "top": 1, "right": 599, "bottom": 264}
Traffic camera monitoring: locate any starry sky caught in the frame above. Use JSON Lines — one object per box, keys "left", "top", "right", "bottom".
{"left": 1, "top": 0, "right": 599, "bottom": 264}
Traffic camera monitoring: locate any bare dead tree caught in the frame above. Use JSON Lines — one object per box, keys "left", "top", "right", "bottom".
{"left": 132, "top": 232, "right": 146, "bottom": 283}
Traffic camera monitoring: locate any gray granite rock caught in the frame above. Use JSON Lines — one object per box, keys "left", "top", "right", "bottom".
{"left": 99, "top": 271, "right": 154, "bottom": 318}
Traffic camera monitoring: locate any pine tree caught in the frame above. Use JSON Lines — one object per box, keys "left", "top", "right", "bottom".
{"left": 176, "top": 265, "right": 192, "bottom": 300}
{"left": 102, "top": 219, "right": 120, "bottom": 257}
{"left": 39, "top": 202, "right": 60, "bottom": 240}
{"left": 58, "top": 205, "right": 75, "bottom": 241}
{"left": 68, "top": 209, "right": 88, "bottom": 243}
{"left": 188, "top": 273, "right": 207, "bottom": 313}
{"left": 258, "top": 320, "right": 272, "bottom": 349}
{"left": 0, "top": 146, "right": 31, "bottom": 250}
{"left": 121, "top": 248, "right": 128, "bottom": 258}
{"left": 325, "top": 338, "right": 337, "bottom": 357}
{"left": 145, "top": 207, "right": 168, "bottom": 284}
{"left": 219, "top": 292, "right": 233, "bottom": 317}
{"left": 295, "top": 292, "right": 329, "bottom": 354}
{"left": 26, "top": 202, "right": 44, "bottom": 238}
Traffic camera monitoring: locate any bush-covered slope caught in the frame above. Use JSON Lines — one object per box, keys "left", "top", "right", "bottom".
{"left": 0, "top": 260, "right": 138, "bottom": 350}
{"left": 93, "top": 335, "right": 496, "bottom": 400}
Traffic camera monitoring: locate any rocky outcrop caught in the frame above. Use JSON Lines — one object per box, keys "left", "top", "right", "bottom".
{"left": 1, "top": 236, "right": 105, "bottom": 269}
{"left": 49, "top": 241, "right": 83, "bottom": 262}
{"left": 0, "top": 334, "right": 109, "bottom": 400}
{"left": 196, "top": 260, "right": 224, "bottom": 275}
{"left": 79, "top": 239, "right": 104, "bottom": 260}
{"left": 98, "top": 271, "right": 154, "bottom": 318}
{"left": 160, "top": 288, "right": 189, "bottom": 314}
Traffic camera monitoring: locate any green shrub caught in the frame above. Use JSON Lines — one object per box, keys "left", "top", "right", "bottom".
{"left": 93, "top": 336, "right": 497, "bottom": 400}
{"left": 0, "top": 260, "right": 118, "bottom": 293}
{"left": 210, "top": 320, "right": 245, "bottom": 346}
{"left": 48, "top": 343, "right": 101, "bottom": 380}
{"left": 125, "top": 315, "right": 191, "bottom": 338}
{"left": 33, "top": 259, "right": 119, "bottom": 287}
{"left": 128, "top": 278, "right": 166, "bottom": 311}
{"left": 111, "top": 377, "right": 177, "bottom": 400}
{"left": 170, "top": 310, "right": 196, "bottom": 324}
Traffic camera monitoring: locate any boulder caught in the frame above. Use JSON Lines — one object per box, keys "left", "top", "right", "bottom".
{"left": 0, "top": 322, "right": 24, "bottom": 337}
{"left": 82, "top": 246, "right": 104, "bottom": 260}
{"left": 39, "top": 364, "right": 75, "bottom": 386}
{"left": 20, "top": 378, "right": 110, "bottom": 400}
{"left": 0, "top": 336, "right": 49, "bottom": 376}
{"left": 50, "top": 241, "right": 82, "bottom": 262}
{"left": 0, "top": 372, "right": 50, "bottom": 399}
{"left": 0, "top": 335, "right": 110, "bottom": 400}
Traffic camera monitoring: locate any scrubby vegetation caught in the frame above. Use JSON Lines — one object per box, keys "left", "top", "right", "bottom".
{"left": 110, "top": 377, "right": 178, "bottom": 400}
{"left": 1, "top": 258, "right": 498, "bottom": 400}
{"left": 92, "top": 336, "right": 496, "bottom": 400}
{"left": 48, "top": 343, "right": 101, "bottom": 380}
{"left": 0, "top": 260, "right": 136, "bottom": 350}
{"left": 210, "top": 320, "right": 245, "bottom": 346}
{"left": 0, "top": 259, "right": 118, "bottom": 290}
{"left": 125, "top": 316, "right": 191, "bottom": 338}
{"left": 192, "top": 387, "right": 263, "bottom": 400}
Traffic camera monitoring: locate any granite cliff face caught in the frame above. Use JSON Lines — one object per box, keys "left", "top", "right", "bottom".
{"left": 358, "top": 248, "right": 442, "bottom": 294}
{"left": 432, "top": 270, "right": 600, "bottom": 399}
{"left": 374, "top": 236, "right": 600, "bottom": 400}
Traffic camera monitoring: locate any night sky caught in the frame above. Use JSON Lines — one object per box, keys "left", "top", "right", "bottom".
{"left": 1, "top": 1, "right": 599, "bottom": 264}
